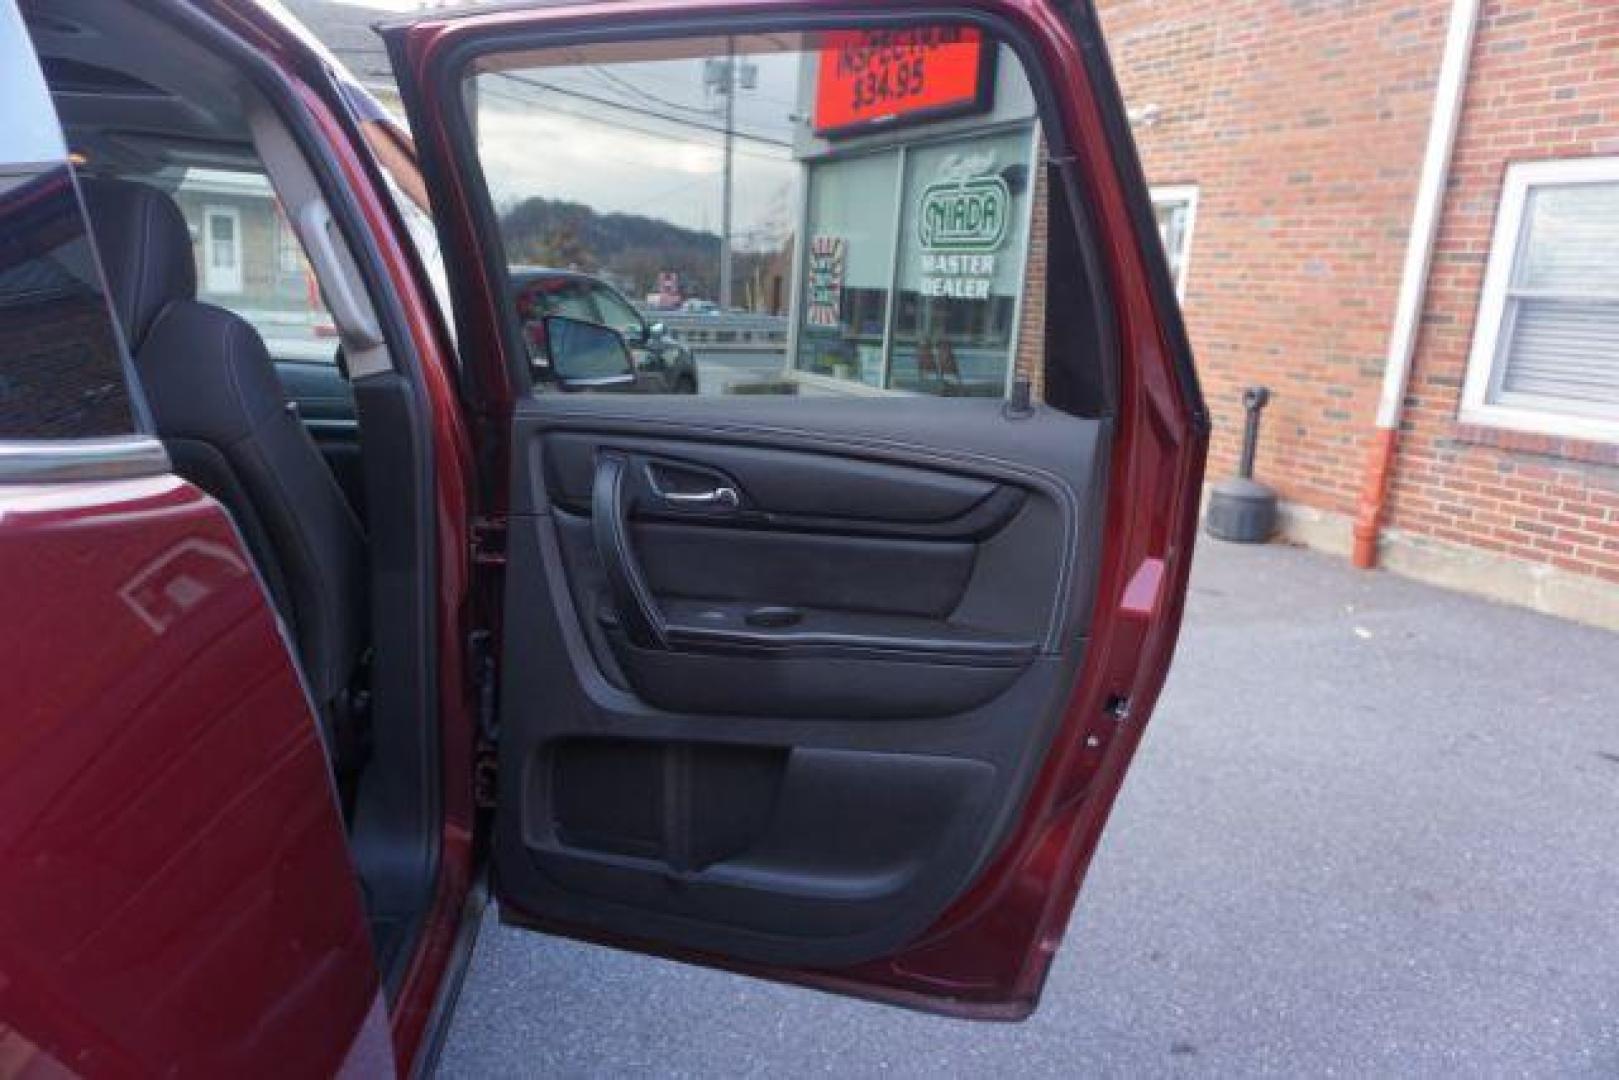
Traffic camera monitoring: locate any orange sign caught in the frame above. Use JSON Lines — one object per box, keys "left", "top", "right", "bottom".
{"left": 813, "top": 27, "right": 993, "bottom": 137}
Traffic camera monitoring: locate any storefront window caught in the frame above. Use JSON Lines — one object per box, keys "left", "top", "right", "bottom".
{"left": 891, "top": 128, "right": 1032, "bottom": 396}
{"left": 793, "top": 152, "right": 900, "bottom": 387}
{"left": 791, "top": 127, "right": 1036, "bottom": 397}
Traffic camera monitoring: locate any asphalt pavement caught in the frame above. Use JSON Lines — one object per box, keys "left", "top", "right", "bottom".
{"left": 440, "top": 539, "right": 1619, "bottom": 1077}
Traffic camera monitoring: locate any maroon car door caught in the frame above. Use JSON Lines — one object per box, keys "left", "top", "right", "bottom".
{"left": 0, "top": 7, "right": 389, "bottom": 1073}
{"left": 386, "top": 0, "right": 1206, "bottom": 1018}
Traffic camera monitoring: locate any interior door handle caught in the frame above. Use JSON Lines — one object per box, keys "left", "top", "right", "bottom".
{"left": 592, "top": 452, "right": 667, "bottom": 649}
{"left": 660, "top": 486, "right": 739, "bottom": 510}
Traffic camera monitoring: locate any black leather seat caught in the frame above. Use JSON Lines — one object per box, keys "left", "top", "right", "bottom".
{"left": 81, "top": 176, "right": 368, "bottom": 743}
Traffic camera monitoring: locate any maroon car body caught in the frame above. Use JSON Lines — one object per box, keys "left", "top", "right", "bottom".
{"left": 0, "top": 0, "right": 1206, "bottom": 1073}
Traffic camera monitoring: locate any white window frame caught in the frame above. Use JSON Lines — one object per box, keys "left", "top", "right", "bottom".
{"left": 1150, "top": 184, "right": 1199, "bottom": 299}
{"left": 203, "top": 204, "right": 243, "bottom": 295}
{"left": 1460, "top": 156, "right": 1619, "bottom": 443}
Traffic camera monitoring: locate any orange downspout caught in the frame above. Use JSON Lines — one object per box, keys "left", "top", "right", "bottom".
{"left": 1350, "top": 0, "right": 1479, "bottom": 569}
{"left": 1352, "top": 428, "right": 1399, "bottom": 568}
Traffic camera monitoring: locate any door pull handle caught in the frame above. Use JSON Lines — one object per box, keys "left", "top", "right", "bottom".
{"left": 660, "top": 486, "right": 739, "bottom": 510}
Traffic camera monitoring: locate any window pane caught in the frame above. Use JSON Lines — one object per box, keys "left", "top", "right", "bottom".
{"left": 1498, "top": 296, "right": 1619, "bottom": 411}
{"left": 210, "top": 213, "right": 236, "bottom": 267}
{"left": 890, "top": 129, "right": 1033, "bottom": 396}
{"left": 1515, "top": 181, "right": 1619, "bottom": 295}
{"left": 592, "top": 285, "right": 644, "bottom": 336}
{"left": 1154, "top": 197, "right": 1191, "bottom": 283}
{"left": 0, "top": 168, "right": 135, "bottom": 439}
{"left": 155, "top": 170, "right": 335, "bottom": 362}
{"left": 469, "top": 27, "right": 1046, "bottom": 400}
{"left": 794, "top": 152, "right": 898, "bottom": 387}
{"left": 1490, "top": 176, "right": 1619, "bottom": 421}
{"left": 516, "top": 277, "right": 594, "bottom": 321}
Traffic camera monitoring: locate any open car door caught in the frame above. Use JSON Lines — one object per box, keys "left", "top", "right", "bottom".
{"left": 384, "top": 0, "right": 1207, "bottom": 1018}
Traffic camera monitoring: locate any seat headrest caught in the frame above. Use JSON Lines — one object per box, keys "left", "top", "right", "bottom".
{"left": 78, "top": 176, "right": 197, "bottom": 349}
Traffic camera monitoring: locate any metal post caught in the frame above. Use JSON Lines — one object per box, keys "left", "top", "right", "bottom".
{"left": 1206, "top": 386, "right": 1277, "bottom": 542}
{"left": 1238, "top": 386, "right": 1268, "bottom": 479}
{"left": 719, "top": 40, "right": 735, "bottom": 311}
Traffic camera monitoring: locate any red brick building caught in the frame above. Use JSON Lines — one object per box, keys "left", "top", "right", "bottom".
{"left": 1101, "top": 0, "right": 1619, "bottom": 627}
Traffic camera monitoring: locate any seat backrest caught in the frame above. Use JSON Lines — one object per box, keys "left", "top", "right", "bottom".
{"left": 80, "top": 176, "right": 366, "bottom": 712}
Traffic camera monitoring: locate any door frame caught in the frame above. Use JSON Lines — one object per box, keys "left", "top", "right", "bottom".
{"left": 175, "top": 0, "right": 484, "bottom": 1068}
{"left": 385, "top": 0, "right": 1208, "bottom": 1017}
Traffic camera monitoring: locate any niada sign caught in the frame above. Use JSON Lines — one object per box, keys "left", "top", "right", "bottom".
{"left": 917, "top": 172, "right": 1010, "bottom": 300}
{"left": 917, "top": 174, "right": 1009, "bottom": 253}
{"left": 919, "top": 252, "right": 997, "bottom": 300}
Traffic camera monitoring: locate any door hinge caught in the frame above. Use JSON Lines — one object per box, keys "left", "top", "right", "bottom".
{"left": 470, "top": 516, "right": 507, "bottom": 567}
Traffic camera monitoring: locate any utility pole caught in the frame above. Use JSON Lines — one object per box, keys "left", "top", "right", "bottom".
{"left": 720, "top": 39, "right": 735, "bottom": 311}
{"left": 705, "top": 42, "right": 755, "bottom": 311}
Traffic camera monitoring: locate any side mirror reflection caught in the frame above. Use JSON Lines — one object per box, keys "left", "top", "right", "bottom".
{"left": 543, "top": 314, "right": 636, "bottom": 390}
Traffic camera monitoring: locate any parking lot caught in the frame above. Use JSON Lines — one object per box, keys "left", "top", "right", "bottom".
{"left": 441, "top": 540, "right": 1619, "bottom": 1077}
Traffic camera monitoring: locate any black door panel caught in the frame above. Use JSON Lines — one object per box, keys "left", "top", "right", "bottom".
{"left": 632, "top": 523, "right": 976, "bottom": 618}
{"left": 495, "top": 395, "right": 1108, "bottom": 966}
{"left": 386, "top": 0, "right": 1208, "bottom": 1010}
{"left": 541, "top": 431, "right": 1008, "bottom": 527}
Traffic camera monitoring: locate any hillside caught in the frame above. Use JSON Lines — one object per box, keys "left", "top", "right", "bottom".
{"left": 499, "top": 197, "right": 721, "bottom": 299}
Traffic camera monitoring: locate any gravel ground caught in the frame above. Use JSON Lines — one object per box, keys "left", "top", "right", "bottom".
{"left": 440, "top": 540, "right": 1619, "bottom": 1077}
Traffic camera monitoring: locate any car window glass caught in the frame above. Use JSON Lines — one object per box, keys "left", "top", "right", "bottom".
{"left": 469, "top": 26, "right": 1047, "bottom": 400}
{"left": 514, "top": 277, "right": 601, "bottom": 366}
{"left": 521, "top": 278, "right": 596, "bottom": 321}
{"left": 0, "top": 167, "right": 136, "bottom": 438}
{"left": 591, "top": 285, "right": 643, "bottom": 337}
{"left": 122, "top": 167, "right": 339, "bottom": 365}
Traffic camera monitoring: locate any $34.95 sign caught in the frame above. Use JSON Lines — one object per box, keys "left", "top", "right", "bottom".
{"left": 813, "top": 27, "right": 994, "bottom": 137}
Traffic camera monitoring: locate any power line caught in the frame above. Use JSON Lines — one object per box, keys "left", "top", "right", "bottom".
{"left": 586, "top": 54, "right": 803, "bottom": 112}
{"left": 586, "top": 65, "right": 718, "bottom": 119}
{"left": 490, "top": 69, "right": 793, "bottom": 148}
{"left": 477, "top": 84, "right": 791, "bottom": 165}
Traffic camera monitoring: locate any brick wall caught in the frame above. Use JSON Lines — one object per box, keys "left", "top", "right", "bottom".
{"left": 1098, "top": 0, "right": 1450, "bottom": 513}
{"left": 1388, "top": 0, "right": 1619, "bottom": 584}
{"left": 1097, "top": 0, "right": 1619, "bottom": 596}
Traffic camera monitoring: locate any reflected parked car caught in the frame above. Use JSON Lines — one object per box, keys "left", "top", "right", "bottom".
{"left": 512, "top": 267, "right": 699, "bottom": 393}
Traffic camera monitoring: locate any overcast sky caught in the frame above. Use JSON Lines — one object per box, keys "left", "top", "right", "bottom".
{"left": 474, "top": 54, "right": 803, "bottom": 248}
{"left": 321, "top": 0, "right": 805, "bottom": 244}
